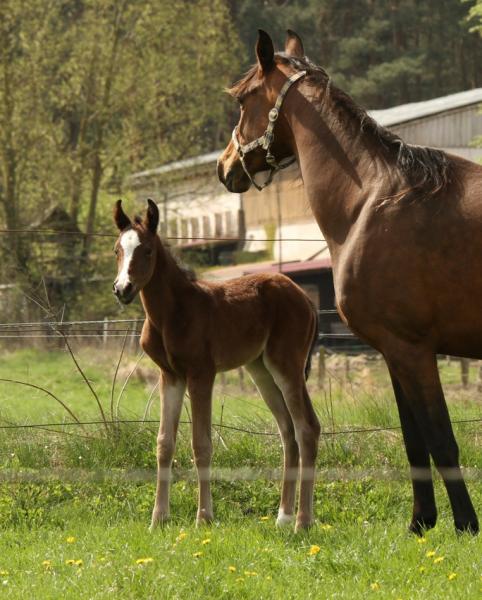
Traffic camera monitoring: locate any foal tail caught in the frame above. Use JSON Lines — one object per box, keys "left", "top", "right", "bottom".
{"left": 304, "top": 302, "right": 319, "bottom": 381}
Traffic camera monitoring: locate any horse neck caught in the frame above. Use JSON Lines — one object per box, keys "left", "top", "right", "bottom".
{"left": 284, "top": 84, "right": 401, "bottom": 255}
{"left": 140, "top": 238, "right": 195, "bottom": 328}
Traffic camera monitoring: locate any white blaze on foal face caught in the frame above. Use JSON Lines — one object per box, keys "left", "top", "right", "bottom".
{"left": 117, "top": 229, "right": 141, "bottom": 290}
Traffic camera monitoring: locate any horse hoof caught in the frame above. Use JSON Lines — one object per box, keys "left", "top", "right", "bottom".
{"left": 455, "top": 519, "right": 479, "bottom": 535}
{"left": 294, "top": 519, "right": 313, "bottom": 533}
{"left": 276, "top": 509, "right": 295, "bottom": 528}
{"left": 408, "top": 515, "right": 437, "bottom": 536}
{"left": 196, "top": 511, "right": 214, "bottom": 527}
{"left": 149, "top": 513, "right": 170, "bottom": 531}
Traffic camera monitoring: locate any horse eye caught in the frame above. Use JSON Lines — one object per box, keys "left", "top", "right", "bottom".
{"left": 114, "top": 248, "right": 119, "bottom": 256}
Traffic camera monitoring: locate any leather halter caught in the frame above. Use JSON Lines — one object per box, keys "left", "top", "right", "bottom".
{"left": 231, "top": 70, "right": 306, "bottom": 191}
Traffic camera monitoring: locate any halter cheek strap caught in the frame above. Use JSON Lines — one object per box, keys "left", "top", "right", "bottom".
{"left": 232, "top": 70, "right": 306, "bottom": 191}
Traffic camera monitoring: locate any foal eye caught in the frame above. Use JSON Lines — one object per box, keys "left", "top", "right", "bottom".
{"left": 114, "top": 248, "right": 119, "bottom": 256}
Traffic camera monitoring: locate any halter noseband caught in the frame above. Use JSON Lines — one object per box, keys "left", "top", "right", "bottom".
{"left": 231, "top": 70, "right": 306, "bottom": 191}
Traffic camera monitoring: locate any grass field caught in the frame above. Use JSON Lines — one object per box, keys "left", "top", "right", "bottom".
{"left": 0, "top": 346, "right": 481, "bottom": 598}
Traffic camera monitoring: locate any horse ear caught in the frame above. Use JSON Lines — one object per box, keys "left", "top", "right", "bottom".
{"left": 145, "top": 198, "right": 159, "bottom": 234}
{"left": 114, "top": 199, "right": 131, "bottom": 231}
{"left": 285, "top": 29, "right": 304, "bottom": 58}
{"left": 256, "top": 29, "right": 274, "bottom": 72}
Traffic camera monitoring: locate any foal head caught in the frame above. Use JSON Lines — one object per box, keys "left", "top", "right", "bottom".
{"left": 112, "top": 199, "right": 159, "bottom": 304}
{"left": 217, "top": 30, "right": 305, "bottom": 193}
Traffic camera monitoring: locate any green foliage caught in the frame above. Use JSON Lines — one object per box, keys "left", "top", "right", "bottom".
{"left": 230, "top": 0, "right": 482, "bottom": 108}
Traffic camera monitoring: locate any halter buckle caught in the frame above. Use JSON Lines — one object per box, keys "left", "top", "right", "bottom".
{"left": 268, "top": 107, "right": 279, "bottom": 122}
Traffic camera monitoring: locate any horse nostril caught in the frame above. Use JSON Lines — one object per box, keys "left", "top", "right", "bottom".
{"left": 124, "top": 282, "right": 133, "bottom": 295}
{"left": 113, "top": 283, "right": 118, "bottom": 295}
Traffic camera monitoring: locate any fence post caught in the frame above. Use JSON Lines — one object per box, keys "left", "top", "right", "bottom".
{"left": 318, "top": 347, "right": 325, "bottom": 389}
{"left": 461, "top": 358, "right": 469, "bottom": 388}
{"left": 238, "top": 367, "right": 245, "bottom": 393}
{"left": 103, "top": 317, "right": 108, "bottom": 347}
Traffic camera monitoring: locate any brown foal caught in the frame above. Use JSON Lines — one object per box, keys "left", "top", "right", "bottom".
{"left": 112, "top": 199, "right": 320, "bottom": 531}
{"left": 218, "top": 30, "right": 481, "bottom": 534}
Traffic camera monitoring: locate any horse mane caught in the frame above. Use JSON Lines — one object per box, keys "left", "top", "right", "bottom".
{"left": 231, "top": 54, "right": 454, "bottom": 200}
{"left": 160, "top": 239, "right": 197, "bottom": 282}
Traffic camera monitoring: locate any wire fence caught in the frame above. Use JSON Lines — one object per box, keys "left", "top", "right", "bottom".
{"left": 0, "top": 417, "right": 481, "bottom": 439}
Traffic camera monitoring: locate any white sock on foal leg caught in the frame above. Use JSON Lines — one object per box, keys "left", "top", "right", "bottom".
{"left": 276, "top": 508, "right": 295, "bottom": 527}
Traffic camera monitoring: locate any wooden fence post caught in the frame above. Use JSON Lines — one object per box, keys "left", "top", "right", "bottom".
{"left": 461, "top": 358, "right": 469, "bottom": 388}
{"left": 318, "top": 348, "right": 325, "bottom": 389}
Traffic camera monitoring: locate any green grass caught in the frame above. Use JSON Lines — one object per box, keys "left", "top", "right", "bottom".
{"left": 0, "top": 347, "right": 480, "bottom": 598}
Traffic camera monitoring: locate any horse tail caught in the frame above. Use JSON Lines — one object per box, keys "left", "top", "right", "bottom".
{"left": 304, "top": 301, "right": 319, "bottom": 381}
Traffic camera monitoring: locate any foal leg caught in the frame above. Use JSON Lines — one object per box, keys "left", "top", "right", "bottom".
{"left": 266, "top": 358, "right": 320, "bottom": 531}
{"left": 386, "top": 345, "right": 478, "bottom": 534}
{"left": 246, "top": 358, "right": 299, "bottom": 526}
{"left": 389, "top": 369, "right": 437, "bottom": 534}
{"left": 187, "top": 372, "right": 215, "bottom": 525}
{"left": 150, "top": 373, "right": 185, "bottom": 530}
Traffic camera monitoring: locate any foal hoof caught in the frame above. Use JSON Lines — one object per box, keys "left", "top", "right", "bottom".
{"left": 295, "top": 518, "right": 313, "bottom": 533}
{"left": 455, "top": 519, "right": 479, "bottom": 535}
{"left": 276, "top": 509, "right": 295, "bottom": 528}
{"left": 149, "top": 512, "right": 170, "bottom": 532}
{"left": 408, "top": 515, "right": 437, "bottom": 536}
{"left": 196, "top": 509, "right": 214, "bottom": 527}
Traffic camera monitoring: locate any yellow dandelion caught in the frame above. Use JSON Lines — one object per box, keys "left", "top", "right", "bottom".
{"left": 320, "top": 523, "right": 333, "bottom": 530}
{"left": 193, "top": 552, "right": 203, "bottom": 558}
{"left": 259, "top": 516, "right": 270, "bottom": 521}
{"left": 370, "top": 582, "right": 380, "bottom": 591}
{"left": 308, "top": 545, "right": 321, "bottom": 556}
{"left": 176, "top": 531, "right": 187, "bottom": 542}
{"left": 244, "top": 571, "right": 258, "bottom": 577}
{"left": 448, "top": 572, "right": 457, "bottom": 581}
{"left": 66, "top": 536, "right": 76, "bottom": 544}
{"left": 228, "top": 566, "right": 236, "bottom": 573}
{"left": 0, "top": 570, "right": 9, "bottom": 576}
{"left": 98, "top": 557, "right": 107, "bottom": 563}
{"left": 65, "top": 559, "right": 82, "bottom": 566}
{"left": 42, "top": 560, "right": 52, "bottom": 569}
{"left": 419, "top": 566, "right": 426, "bottom": 573}
{"left": 135, "top": 557, "right": 154, "bottom": 565}
{"left": 201, "top": 538, "right": 211, "bottom": 545}
{"left": 417, "top": 537, "right": 427, "bottom": 544}
{"left": 433, "top": 556, "right": 445, "bottom": 564}
{"left": 426, "top": 550, "right": 436, "bottom": 558}
{"left": 235, "top": 577, "right": 244, "bottom": 583}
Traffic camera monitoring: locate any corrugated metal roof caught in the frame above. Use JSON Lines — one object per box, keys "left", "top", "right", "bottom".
{"left": 369, "top": 88, "right": 482, "bottom": 127}
{"left": 128, "top": 88, "right": 482, "bottom": 181}
{"left": 129, "top": 150, "right": 220, "bottom": 183}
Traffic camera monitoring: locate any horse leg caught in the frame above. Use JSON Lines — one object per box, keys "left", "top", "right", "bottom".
{"left": 188, "top": 372, "right": 215, "bottom": 525}
{"left": 150, "top": 372, "right": 185, "bottom": 530}
{"left": 266, "top": 358, "right": 320, "bottom": 531}
{"left": 389, "top": 369, "right": 437, "bottom": 534}
{"left": 246, "top": 357, "right": 299, "bottom": 526}
{"left": 386, "top": 345, "right": 478, "bottom": 534}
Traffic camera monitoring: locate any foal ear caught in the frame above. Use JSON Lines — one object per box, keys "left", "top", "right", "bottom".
{"left": 114, "top": 199, "right": 131, "bottom": 231}
{"left": 285, "top": 29, "right": 304, "bottom": 58}
{"left": 145, "top": 198, "right": 159, "bottom": 234}
{"left": 256, "top": 29, "right": 274, "bottom": 72}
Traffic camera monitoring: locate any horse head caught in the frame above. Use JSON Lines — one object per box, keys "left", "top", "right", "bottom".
{"left": 217, "top": 30, "right": 306, "bottom": 193}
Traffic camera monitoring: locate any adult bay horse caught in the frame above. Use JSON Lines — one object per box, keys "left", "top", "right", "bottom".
{"left": 217, "top": 29, "right": 481, "bottom": 534}
{"left": 112, "top": 199, "right": 320, "bottom": 531}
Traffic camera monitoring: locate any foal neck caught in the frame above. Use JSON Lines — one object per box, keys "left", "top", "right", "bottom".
{"left": 140, "top": 237, "right": 197, "bottom": 327}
